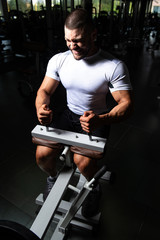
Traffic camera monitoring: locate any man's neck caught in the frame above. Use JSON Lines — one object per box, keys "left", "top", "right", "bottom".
{"left": 87, "top": 45, "right": 99, "bottom": 57}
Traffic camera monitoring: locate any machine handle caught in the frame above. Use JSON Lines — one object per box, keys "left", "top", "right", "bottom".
{"left": 94, "top": 165, "right": 107, "bottom": 181}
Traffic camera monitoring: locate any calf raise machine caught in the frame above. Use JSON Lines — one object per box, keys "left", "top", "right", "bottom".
{"left": 0, "top": 125, "right": 112, "bottom": 240}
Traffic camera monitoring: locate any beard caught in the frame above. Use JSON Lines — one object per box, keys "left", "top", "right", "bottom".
{"left": 71, "top": 48, "right": 91, "bottom": 60}
{"left": 68, "top": 42, "right": 91, "bottom": 60}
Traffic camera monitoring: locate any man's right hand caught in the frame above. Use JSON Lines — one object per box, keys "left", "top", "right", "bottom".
{"left": 37, "top": 104, "right": 53, "bottom": 125}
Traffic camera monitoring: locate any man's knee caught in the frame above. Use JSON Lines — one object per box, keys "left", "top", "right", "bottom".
{"left": 36, "top": 145, "right": 60, "bottom": 165}
{"left": 74, "top": 154, "right": 94, "bottom": 172}
{"left": 36, "top": 145, "right": 51, "bottom": 165}
{"left": 73, "top": 154, "right": 97, "bottom": 180}
{"left": 33, "top": 136, "right": 64, "bottom": 166}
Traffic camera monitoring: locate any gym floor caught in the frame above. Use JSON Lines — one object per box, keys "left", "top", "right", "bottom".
{"left": 0, "top": 43, "right": 160, "bottom": 240}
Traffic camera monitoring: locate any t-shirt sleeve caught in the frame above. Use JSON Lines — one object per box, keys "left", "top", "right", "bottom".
{"left": 109, "top": 61, "right": 132, "bottom": 93}
{"left": 45, "top": 54, "right": 61, "bottom": 81}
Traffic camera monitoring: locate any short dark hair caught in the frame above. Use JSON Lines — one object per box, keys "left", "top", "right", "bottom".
{"left": 65, "top": 8, "right": 95, "bottom": 32}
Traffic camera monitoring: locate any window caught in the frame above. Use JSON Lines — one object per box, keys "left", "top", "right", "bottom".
{"left": 7, "top": 0, "right": 16, "bottom": 11}
{"left": 0, "top": 1, "right": 3, "bottom": 16}
{"left": 32, "top": 0, "right": 46, "bottom": 11}
{"left": 153, "top": 6, "right": 160, "bottom": 14}
{"left": 7, "top": 0, "right": 32, "bottom": 12}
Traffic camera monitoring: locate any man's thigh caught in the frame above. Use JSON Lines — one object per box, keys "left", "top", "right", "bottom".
{"left": 36, "top": 144, "right": 63, "bottom": 159}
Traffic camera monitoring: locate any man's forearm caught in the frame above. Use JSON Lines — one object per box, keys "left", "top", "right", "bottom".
{"left": 80, "top": 99, "right": 133, "bottom": 133}
{"left": 100, "top": 101, "right": 133, "bottom": 125}
{"left": 35, "top": 89, "right": 51, "bottom": 112}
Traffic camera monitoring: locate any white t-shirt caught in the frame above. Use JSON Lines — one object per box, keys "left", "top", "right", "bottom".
{"left": 46, "top": 49, "right": 132, "bottom": 115}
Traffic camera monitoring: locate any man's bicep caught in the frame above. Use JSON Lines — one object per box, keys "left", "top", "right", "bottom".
{"left": 39, "top": 76, "right": 60, "bottom": 96}
{"left": 111, "top": 90, "right": 133, "bottom": 105}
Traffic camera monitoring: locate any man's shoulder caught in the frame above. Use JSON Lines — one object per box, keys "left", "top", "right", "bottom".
{"left": 51, "top": 50, "right": 71, "bottom": 60}
{"left": 48, "top": 50, "right": 71, "bottom": 68}
{"left": 99, "top": 49, "right": 121, "bottom": 65}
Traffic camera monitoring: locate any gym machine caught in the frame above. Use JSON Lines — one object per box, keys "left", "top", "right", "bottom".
{"left": 0, "top": 125, "right": 112, "bottom": 240}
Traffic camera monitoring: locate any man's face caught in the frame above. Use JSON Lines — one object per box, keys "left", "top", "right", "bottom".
{"left": 64, "top": 26, "right": 96, "bottom": 60}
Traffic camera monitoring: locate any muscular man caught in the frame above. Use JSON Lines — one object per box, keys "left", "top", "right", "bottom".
{"left": 35, "top": 9, "right": 133, "bottom": 218}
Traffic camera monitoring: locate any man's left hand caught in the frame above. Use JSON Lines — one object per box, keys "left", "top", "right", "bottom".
{"left": 80, "top": 111, "right": 100, "bottom": 133}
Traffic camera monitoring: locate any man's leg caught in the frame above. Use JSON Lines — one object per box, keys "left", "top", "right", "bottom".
{"left": 73, "top": 153, "right": 102, "bottom": 218}
{"left": 36, "top": 145, "right": 63, "bottom": 200}
{"left": 36, "top": 145, "right": 62, "bottom": 177}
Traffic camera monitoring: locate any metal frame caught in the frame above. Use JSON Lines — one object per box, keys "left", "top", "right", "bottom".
{"left": 31, "top": 125, "right": 106, "bottom": 152}
{"left": 30, "top": 126, "right": 111, "bottom": 240}
{"left": 30, "top": 163, "right": 75, "bottom": 239}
